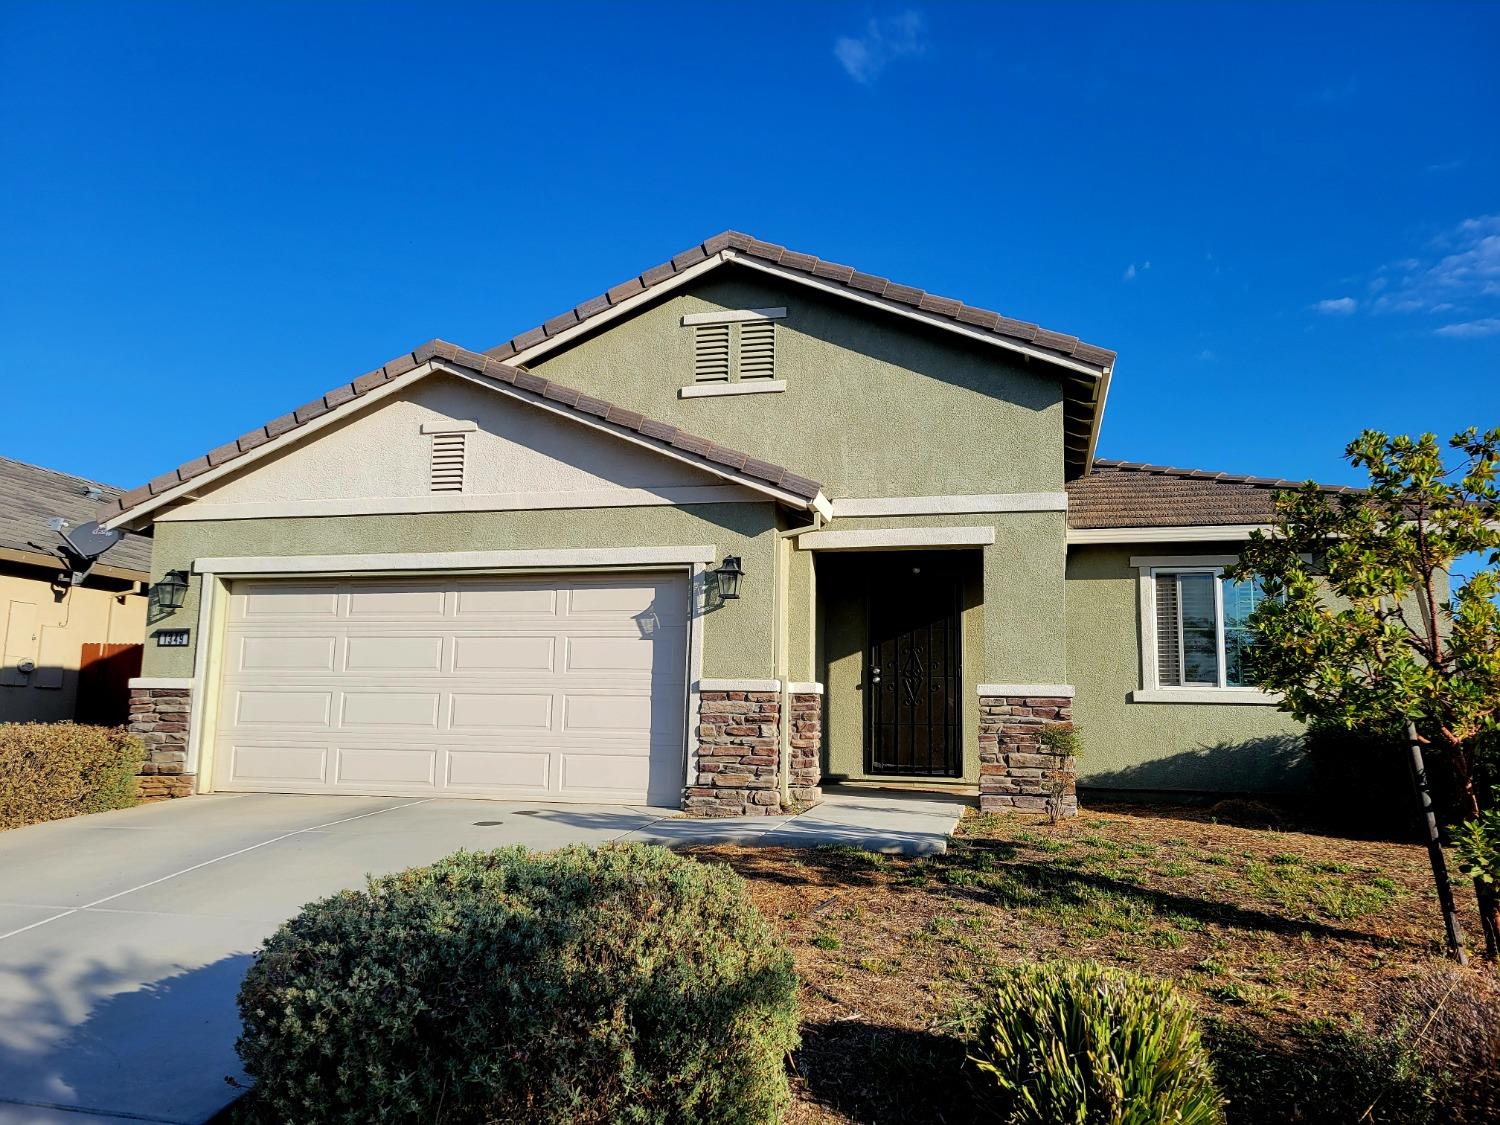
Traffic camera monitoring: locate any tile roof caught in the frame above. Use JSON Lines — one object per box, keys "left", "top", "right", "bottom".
{"left": 108, "top": 340, "right": 824, "bottom": 524}
{"left": 1067, "top": 459, "right": 1360, "bottom": 530}
{"left": 483, "top": 231, "right": 1116, "bottom": 478}
{"left": 0, "top": 456, "right": 152, "bottom": 575}
{"left": 484, "top": 231, "right": 1118, "bottom": 372}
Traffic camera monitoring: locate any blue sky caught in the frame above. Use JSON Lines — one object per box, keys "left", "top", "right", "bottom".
{"left": 1, "top": 1, "right": 1496, "bottom": 491}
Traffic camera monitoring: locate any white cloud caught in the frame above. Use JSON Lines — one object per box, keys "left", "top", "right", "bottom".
{"left": 834, "top": 11, "right": 928, "bottom": 84}
{"left": 1123, "top": 260, "right": 1151, "bottom": 281}
{"left": 1435, "top": 318, "right": 1500, "bottom": 338}
{"left": 1360, "top": 215, "right": 1500, "bottom": 319}
{"left": 1313, "top": 297, "right": 1357, "bottom": 314}
{"left": 1426, "top": 158, "right": 1465, "bottom": 174}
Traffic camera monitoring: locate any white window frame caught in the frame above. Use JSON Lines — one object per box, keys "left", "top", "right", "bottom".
{"left": 1131, "top": 554, "right": 1280, "bottom": 706}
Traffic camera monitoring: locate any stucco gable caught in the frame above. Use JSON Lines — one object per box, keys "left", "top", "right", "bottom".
{"left": 484, "top": 232, "right": 1114, "bottom": 478}
{"left": 528, "top": 269, "right": 1071, "bottom": 498}
{"left": 106, "top": 341, "right": 827, "bottom": 530}
{"left": 155, "top": 373, "right": 774, "bottom": 523}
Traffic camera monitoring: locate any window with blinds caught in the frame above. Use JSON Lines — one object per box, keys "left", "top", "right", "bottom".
{"left": 1152, "top": 570, "right": 1267, "bottom": 689}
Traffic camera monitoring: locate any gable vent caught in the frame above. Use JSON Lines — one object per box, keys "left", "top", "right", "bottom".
{"left": 737, "top": 319, "right": 775, "bottom": 380}
{"left": 693, "top": 323, "right": 731, "bottom": 383}
{"left": 429, "top": 431, "right": 467, "bottom": 492}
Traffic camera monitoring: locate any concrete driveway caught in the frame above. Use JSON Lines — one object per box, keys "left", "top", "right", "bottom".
{"left": 0, "top": 788, "right": 963, "bottom": 1124}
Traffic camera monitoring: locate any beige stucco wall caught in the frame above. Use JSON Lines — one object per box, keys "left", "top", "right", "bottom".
{"left": 178, "top": 373, "right": 728, "bottom": 513}
{"left": 140, "top": 504, "right": 783, "bottom": 682}
{"left": 530, "top": 269, "right": 1067, "bottom": 498}
{"left": 0, "top": 568, "right": 146, "bottom": 723}
{"left": 1065, "top": 544, "right": 1309, "bottom": 794}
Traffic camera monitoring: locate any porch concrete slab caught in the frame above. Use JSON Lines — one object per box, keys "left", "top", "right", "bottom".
{"left": 757, "top": 787, "right": 969, "bottom": 856}
{"left": 622, "top": 814, "right": 797, "bottom": 847}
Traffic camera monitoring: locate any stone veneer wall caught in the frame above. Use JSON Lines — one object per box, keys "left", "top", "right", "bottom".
{"left": 685, "top": 689, "right": 823, "bottom": 817}
{"left": 978, "top": 689, "right": 1077, "bottom": 816}
{"left": 128, "top": 687, "right": 195, "bottom": 799}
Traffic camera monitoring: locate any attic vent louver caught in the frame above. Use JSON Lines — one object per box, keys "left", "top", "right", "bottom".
{"left": 693, "top": 323, "right": 731, "bottom": 383}
{"left": 429, "top": 431, "right": 467, "bottom": 492}
{"left": 737, "top": 319, "right": 775, "bottom": 380}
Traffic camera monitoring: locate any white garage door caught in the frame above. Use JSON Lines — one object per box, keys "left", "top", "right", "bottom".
{"left": 211, "top": 572, "right": 689, "bottom": 805}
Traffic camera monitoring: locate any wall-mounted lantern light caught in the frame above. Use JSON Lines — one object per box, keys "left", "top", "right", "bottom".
{"left": 714, "top": 555, "right": 744, "bottom": 601}
{"left": 152, "top": 570, "right": 190, "bottom": 612}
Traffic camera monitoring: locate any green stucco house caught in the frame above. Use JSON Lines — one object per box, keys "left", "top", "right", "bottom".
{"left": 105, "top": 232, "right": 1325, "bottom": 816}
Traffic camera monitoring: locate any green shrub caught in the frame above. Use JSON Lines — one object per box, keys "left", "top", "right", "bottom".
{"left": 966, "top": 960, "right": 1225, "bottom": 1125}
{"left": 235, "top": 844, "right": 799, "bottom": 1124}
{"left": 1455, "top": 805, "right": 1500, "bottom": 889}
{"left": 0, "top": 722, "right": 143, "bottom": 830}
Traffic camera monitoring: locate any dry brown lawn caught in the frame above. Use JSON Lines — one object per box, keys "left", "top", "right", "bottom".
{"left": 689, "top": 804, "right": 1498, "bottom": 1124}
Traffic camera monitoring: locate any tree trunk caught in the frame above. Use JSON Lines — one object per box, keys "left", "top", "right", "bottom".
{"left": 1406, "top": 722, "right": 1469, "bottom": 964}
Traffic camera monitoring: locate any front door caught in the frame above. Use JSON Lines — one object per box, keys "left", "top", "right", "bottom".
{"left": 864, "top": 559, "right": 962, "bottom": 777}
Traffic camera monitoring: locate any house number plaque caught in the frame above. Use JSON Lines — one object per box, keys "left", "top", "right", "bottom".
{"left": 156, "top": 629, "right": 190, "bottom": 647}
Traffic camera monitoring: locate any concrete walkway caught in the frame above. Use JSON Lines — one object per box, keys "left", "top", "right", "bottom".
{"left": 0, "top": 788, "right": 964, "bottom": 1123}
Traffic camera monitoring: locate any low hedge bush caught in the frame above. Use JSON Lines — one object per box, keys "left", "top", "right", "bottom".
{"left": 235, "top": 844, "right": 800, "bottom": 1124}
{"left": 966, "top": 959, "right": 1225, "bottom": 1125}
{"left": 0, "top": 722, "right": 143, "bottom": 830}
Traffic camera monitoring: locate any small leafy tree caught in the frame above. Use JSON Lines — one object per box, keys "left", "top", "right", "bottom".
{"left": 1230, "top": 429, "right": 1500, "bottom": 960}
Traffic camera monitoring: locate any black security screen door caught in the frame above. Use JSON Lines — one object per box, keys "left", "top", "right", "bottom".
{"left": 864, "top": 560, "right": 962, "bottom": 777}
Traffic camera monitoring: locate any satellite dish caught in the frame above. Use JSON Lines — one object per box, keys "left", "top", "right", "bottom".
{"left": 59, "top": 520, "right": 124, "bottom": 561}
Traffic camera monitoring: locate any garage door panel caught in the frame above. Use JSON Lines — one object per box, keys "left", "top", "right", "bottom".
{"left": 214, "top": 573, "right": 687, "bottom": 803}
{"left": 234, "top": 690, "right": 333, "bottom": 726}
{"left": 237, "top": 585, "right": 340, "bottom": 619}
{"left": 346, "top": 586, "right": 448, "bottom": 617}
{"left": 559, "top": 753, "right": 650, "bottom": 796}
{"left": 452, "top": 635, "right": 556, "bottom": 672}
{"left": 455, "top": 586, "right": 559, "bottom": 616}
{"left": 564, "top": 632, "right": 685, "bottom": 674}
{"left": 225, "top": 743, "right": 330, "bottom": 784}
{"left": 562, "top": 693, "right": 654, "bottom": 735}
{"left": 236, "top": 634, "right": 338, "bottom": 672}
{"left": 446, "top": 749, "right": 550, "bottom": 791}
{"left": 344, "top": 635, "right": 444, "bottom": 671}
{"left": 448, "top": 692, "right": 554, "bottom": 731}
{"left": 336, "top": 747, "right": 437, "bottom": 786}
{"left": 340, "top": 692, "right": 441, "bottom": 728}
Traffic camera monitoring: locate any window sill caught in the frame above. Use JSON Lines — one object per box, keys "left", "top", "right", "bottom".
{"left": 678, "top": 381, "right": 786, "bottom": 399}
{"left": 1129, "top": 688, "right": 1283, "bottom": 706}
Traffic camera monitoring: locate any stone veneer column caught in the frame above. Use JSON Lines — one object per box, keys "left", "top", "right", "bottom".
{"left": 978, "top": 686, "right": 1077, "bottom": 816}
{"left": 128, "top": 686, "right": 195, "bottom": 799}
{"left": 684, "top": 685, "right": 823, "bottom": 817}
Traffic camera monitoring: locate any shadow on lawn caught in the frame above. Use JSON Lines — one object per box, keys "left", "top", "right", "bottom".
{"left": 794, "top": 1018, "right": 989, "bottom": 1124}
{"left": 721, "top": 836, "right": 1407, "bottom": 949}
{"left": 933, "top": 837, "right": 1404, "bottom": 947}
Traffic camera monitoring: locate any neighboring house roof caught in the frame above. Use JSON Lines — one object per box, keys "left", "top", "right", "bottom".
{"left": 0, "top": 456, "right": 152, "bottom": 578}
{"left": 105, "top": 341, "right": 828, "bottom": 529}
{"left": 481, "top": 231, "right": 1117, "bottom": 477}
{"left": 1067, "top": 459, "right": 1360, "bottom": 530}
